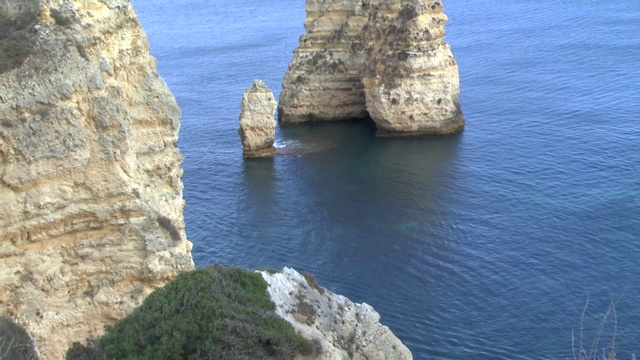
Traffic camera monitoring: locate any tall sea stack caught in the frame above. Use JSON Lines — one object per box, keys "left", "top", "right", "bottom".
{"left": 238, "top": 80, "right": 277, "bottom": 157}
{"left": 0, "top": 1, "right": 193, "bottom": 358}
{"left": 278, "top": 0, "right": 464, "bottom": 136}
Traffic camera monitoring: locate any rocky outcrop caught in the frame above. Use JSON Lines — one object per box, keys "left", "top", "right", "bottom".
{"left": 278, "top": 0, "right": 369, "bottom": 123}
{"left": 261, "top": 268, "right": 413, "bottom": 360}
{"left": 278, "top": 0, "right": 464, "bottom": 136}
{"left": 238, "top": 80, "right": 277, "bottom": 157}
{"left": 0, "top": 1, "right": 193, "bottom": 359}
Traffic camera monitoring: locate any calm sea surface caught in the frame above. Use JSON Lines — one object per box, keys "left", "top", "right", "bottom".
{"left": 132, "top": 0, "right": 640, "bottom": 358}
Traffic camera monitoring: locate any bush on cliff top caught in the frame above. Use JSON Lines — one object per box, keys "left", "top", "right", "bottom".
{"left": 65, "top": 265, "right": 314, "bottom": 360}
{"left": 0, "top": 10, "right": 38, "bottom": 74}
{"left": 0, "top": 315, "right": 40, "bottom": 360}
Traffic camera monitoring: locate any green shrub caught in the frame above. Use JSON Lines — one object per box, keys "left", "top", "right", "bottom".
{"left": 303, "top": 271, "right": 325, "bottom": 295}
{"left": 65, "top": 338, "right": 102, "bottom": 360}
{"left": 66, "top": 265, "right": 316, "bottom": 360}
{"left": 0, "top": 11, "right": 38, "bottom": 73}
{"left": 0, "top": 315, "right": 40, "bottom": 360}
{"left": 157, "top": 215, "right": 181, "bottom": 243}
{"left": 49, "top": 9, "right": 72, "bottom": 26}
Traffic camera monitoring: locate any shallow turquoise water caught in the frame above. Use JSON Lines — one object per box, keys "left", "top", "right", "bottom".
{"left": 133, "top": 0, "right": 640, "bottom": 358}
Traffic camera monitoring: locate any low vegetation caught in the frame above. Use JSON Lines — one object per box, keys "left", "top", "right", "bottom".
{"left": 49, "top": 8, "right": 72, "bottom": 27}
{"left": 0, "top": 11, "right": 38, "bottom": 73}
{"left": 0, "top": 315, "right": 40, "bottom": 360}
{"left": 303, "top": 271, "right": 325, "bottom": 295}
{"left": 572, "top": 298, "right": 636, "bottom": 360}
{"left": 66, "top": 265, "right": 317, "bottom": 360}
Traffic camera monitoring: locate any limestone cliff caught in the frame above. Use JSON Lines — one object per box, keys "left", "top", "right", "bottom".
{"left": 0, "top": 1, "right": 193, "bottom": 359}
{"left": 261, "top": 268, "right": 413, "bottom": 360}
{"left": 278, "top": 0, "right": 464, "bottom": 136}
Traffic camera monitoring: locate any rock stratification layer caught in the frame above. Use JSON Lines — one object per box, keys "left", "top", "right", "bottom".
{"left": 278, "top": 0, "right": 464, "bottom": 135}
{"left": 238, "top": 80, "right": 277, "bottom": 157}
{"left": 261, "top": 268, "right": 413, "bottom": 360}
{"left": 0, "top": 1, "right": 193, "bottom": 358}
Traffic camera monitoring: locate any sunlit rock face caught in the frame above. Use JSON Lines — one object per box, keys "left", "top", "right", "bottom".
{"left": 239, "top": 80, "right": 277, "bottom": 157}
{"left": 261, "top": 268, "right": 413, "bottom": 360}
{"left": 278, "top": 0, "right": 464, "bottom": 136}
{"left": 0, "top": 1, "right": 193, "bottom": 358}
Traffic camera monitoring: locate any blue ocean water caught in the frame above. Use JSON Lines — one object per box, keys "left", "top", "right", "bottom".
{"left": 132, "top": 0, "right": 640, "bottom": 358}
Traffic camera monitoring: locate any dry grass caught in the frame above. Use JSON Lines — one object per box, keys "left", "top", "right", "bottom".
{"left": 303, "top": 271, "right": 325, "bottom": 295}
{"left": 572, "top": 296, "right": 636, "bottom": 360}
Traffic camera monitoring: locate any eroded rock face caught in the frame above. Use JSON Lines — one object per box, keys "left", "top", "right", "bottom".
{"left": 279, "top": 0, "right": 464, "bottom": 136}
{"left": 239, "top": 80, "right": 277, "bottom": 157}
{"left": 278, "top": 0, "right": 369, "bottom": 123}
{"left": 0, "top": 1, "right": 193, "bottom": 358}
{"left": 0, "top": 0, "right": 39, "bottom": 18}
{"left": 260, "top": 268, "right": 413, "bottom": 360}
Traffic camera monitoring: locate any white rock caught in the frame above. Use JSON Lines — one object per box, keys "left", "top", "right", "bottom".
{"left": 260, "top": 268, "right": 413, "bottom": 360}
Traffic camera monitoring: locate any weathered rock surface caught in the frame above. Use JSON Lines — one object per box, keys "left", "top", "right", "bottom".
{"left": 261, "top": 268, "right": 413, "bottom": 360}
{"left": 278, "top": 0, "right": 464, "bottom": 136}
{"left": 238, "top": 80, "right": 277, "bottom": 157}
{"left": 0, "top": 1, "right": 193, "bottom": 359}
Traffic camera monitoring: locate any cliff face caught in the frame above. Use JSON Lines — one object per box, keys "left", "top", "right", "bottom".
{"left": 278, "top": 0, "right": 464, "bottom": 136}
{"left": 0, "top": 1, "right": 193, "bottom": 358}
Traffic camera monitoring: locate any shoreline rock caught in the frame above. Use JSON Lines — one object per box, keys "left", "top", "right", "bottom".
{"left": 278, "top": 0, "right": 464, "bottom": 136}
{"left": 261, "top": 268, "right": 413, "bottom": 359}
{"left": 239, "top": 80, "right": 278, "bottom": 157}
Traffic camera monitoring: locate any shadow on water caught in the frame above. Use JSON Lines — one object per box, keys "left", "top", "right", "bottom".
{"left": 262, "top": 120, "right": 469, "bottom": 355}
{"left": 241, "top": 119, "right": 465, "bottom": 246}
{"left": 240, "top": 117, "right": 466, "bottom": 293}
{"left": 241, "top": 157, "right": 277, "bottom": 217}
{"left": 290, "top": 121, "right": 465, "bottom": 269}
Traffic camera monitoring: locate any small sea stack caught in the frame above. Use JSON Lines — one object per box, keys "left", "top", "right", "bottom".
{"left": 239, "top": 80, "right": 278, "bottom": 157}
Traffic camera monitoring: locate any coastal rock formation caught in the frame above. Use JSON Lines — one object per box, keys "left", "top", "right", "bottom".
{"left": 261, "top": 268, "right": 413, "bottom": 360}
{"left": 0, "top": 1, "right": 193, "bottom": 358}
{"left": 278, "top": 0, "right": 368, "bottom": 123}
{"left": 238, "top": 80, "right": 277, "bottom": 157}
{"left": 278, "top": 0, "right": 464, "bottom": 136}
